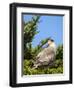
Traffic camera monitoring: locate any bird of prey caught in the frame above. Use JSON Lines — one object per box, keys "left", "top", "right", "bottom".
{"left": 33, "top": 38, "right": 56, "bottom": 69}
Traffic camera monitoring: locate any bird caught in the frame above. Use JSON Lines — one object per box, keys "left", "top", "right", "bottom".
{"left": 33, "top": 38, "right": 56, "bottom": 69}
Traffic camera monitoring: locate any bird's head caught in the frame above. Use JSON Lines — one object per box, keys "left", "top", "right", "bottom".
{"left": 47, "top": 38, "right": 56, "bottom": 50}
{"left": 42, "top": 38, "right": 56, "bottom": 49}
{"left": 47, "top": 38, "right": 54, "bottom": 46}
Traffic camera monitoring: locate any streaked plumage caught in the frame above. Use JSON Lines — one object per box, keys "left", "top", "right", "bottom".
{"left": 33, "top": 40, "right": 56, "bottom": 68}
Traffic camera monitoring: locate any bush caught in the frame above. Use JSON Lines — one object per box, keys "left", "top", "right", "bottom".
{"left": 56, "top": 45, "right": 63, "bottom": 59}
{"left": 23, "top": 59, "right": 63, "bottom": 75}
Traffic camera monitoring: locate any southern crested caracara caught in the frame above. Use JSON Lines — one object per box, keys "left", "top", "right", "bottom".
{"left": 33, "top": 38, "right": 56, "bottom": 68}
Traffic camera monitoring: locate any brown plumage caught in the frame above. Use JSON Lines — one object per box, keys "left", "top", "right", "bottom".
{"left": 33, "top": 39, "right": 56, "bottom": 68}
